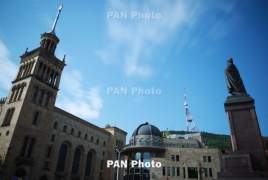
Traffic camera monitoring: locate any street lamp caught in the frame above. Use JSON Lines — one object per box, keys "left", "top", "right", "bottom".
{"left": 115, "top": 146, "right": 125, "bottom": 180}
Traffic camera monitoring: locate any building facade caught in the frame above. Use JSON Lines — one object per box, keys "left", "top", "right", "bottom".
{"left": 0, "top": 9, "right": 127, "bottom": 180}
{"left": 123, "top": 122, "right": 221, "bottom": 180}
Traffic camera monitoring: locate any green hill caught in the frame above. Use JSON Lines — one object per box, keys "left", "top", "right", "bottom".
{"left": 165, "top": 130, "right": 268, "bottom": 151}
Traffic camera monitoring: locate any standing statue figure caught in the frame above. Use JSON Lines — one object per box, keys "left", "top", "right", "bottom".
{"left": 224, "top": 58, "right": 247, "bottom": 95}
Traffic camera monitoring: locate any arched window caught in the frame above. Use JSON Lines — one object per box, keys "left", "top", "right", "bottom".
{"left": 26, "top": 138, "right": 35, "bottom": 158}
{"left": 100, "top": 160, "right": 104, "bottom": 170}
{"left": 71, "top": 148, "right": 81, "bottom": 175}
{"left": 49, "top": 70, "right": 54, "bottom": 84}
{"left": 17, "top": 86, "right": 25, "bottom": 100}
{"left": 70, "top": 128, "right": 74, "bottom": 135}
{"left": 13, "top": 88, "right": 20, "bottom": 102}
{"left": 38, "top": 62, "right": 43, "bottom": 73}
{"left": 47, "top": 146, "right": 52, "bottom": 158}
{"left": 53, "top": 122, "right": 58, "bottom": 129}
{"left": 63, "top": 125, "right": 67, "bottom": 133}
{"left": 44, "top": 92, "right": 50, "bottom": 107}
{"left": 9, "top": 88, "right": 16, "bottom": 103}
{"left": 96, "top": 139, "right": 99, "bottom": 145}
{"left": 2, "top": 109, "right": 10, "bottom": 126}
{"left": 2, "top": 108, "right": 15, "bottom": 126}
{"left": 85, "top": 152, "right": 93, "bottom": 177}
{"left": 90, "top": 136, "right": 94, "bottom": 143}
{"left": 140, "top": 138, "right": 145, "bottom": 145}
{"left": 53, "top": 72, "right": 59, "bottom": 86}
{"left": 20, "top": 136, "right": 29, "bottom": 156}
{"left": 78, "top": 131, "right": 81, "bottom": 138}
{"left": 41, "top": 65, "right": 47, "bottom": 79}
{"left": 32, "top": 111, "right": 39, "bottom": 125}
{"left": 45, "top": 67, "right": 51, "bottom": 82}
{"left": 32, "top": 86, "right": 39, "bottom": 102}
{"left": 103, "top": 141, "right": 106, "bottom": 147}
{"left": 38, "top": 89, "right": 45, "bottom": 105}
{"left": 56, "top": 144, "right": 68, "bottom": 172}
{"left": 84, "top": 134, "right": 88, "bottom": 140}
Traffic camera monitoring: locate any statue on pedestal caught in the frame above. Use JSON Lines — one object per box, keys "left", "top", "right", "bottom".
{"left": 224, "top": 58, "right": 247, "bottom": 95}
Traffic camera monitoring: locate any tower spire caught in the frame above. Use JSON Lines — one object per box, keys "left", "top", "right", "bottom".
{"left": 50, "top": 5, "right": 63, "bottom": 35}
{"left": 184, "top": 88, "right": 199, "bottom": 132}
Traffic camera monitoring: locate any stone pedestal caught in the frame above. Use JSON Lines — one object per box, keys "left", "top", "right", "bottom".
{"left": 217, "top": 94, "right": 268, "bottom": 179}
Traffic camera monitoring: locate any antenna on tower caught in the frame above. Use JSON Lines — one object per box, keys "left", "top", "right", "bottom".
{"left": 184, "top": 88, "right": 199, "bottom": 132}
{"left": 50, "top": 5, "right": 63, "bottom": 35}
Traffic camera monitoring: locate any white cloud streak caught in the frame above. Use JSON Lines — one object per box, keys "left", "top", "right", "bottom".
{"left": 97, "top": 0, "right": 192, "bottom": 79}
{"left": 56, "top": 70, "right": 103, "bottom": 119}
{"left": 0, "top": 40, "right": 18, "bottom": 93}
{"left": 97, "top": 0, "right": 238, "bottom": 77}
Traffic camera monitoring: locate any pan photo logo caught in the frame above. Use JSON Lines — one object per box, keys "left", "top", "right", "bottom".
{"left": 107, "top": 160, "right": 162, "bottom": 168}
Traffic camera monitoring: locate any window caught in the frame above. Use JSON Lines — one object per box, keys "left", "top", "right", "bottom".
{"left": 71, "top": 148, "right": 81, "bottom": 175}
{"left": 208, "top": 156, "right": 211, "bottom": 162}
{"left": 102, "top": 151, "right": 105, "bottom": 156}
{"left": 171, "top": 155, "right": 175, "bottom": 161}
{"left": 53, "top": 122, "right": 58, "bottom": 129}
{"left": 176, "top": 155, "right": 180, "bottom": 162}
{"left": 20, "top": 136, "right": 29, "bottom": 156}
{"left": 9, "top": 89, "right": 15, "bottom": 103}
{"left": 78, "top": 131, "right": 81, "bottom": 138}
{"left": 100, "top": 160, "right": 104, "bottom": 170}
{"left": 90, "top": 136, "right": 94, "bottom": 142}
{"left": 63, "top": 125, "right": 67, "bottom": 133}
{"left": 96, "top": 139, "right": 99, "bottom": 145}
{"left": 44, "top": 92, "right": 50, "bottom": 107}
{"left": 204, "top": 168, "right": 208, "bottom": 177}
{"left": 172, "top": 167, "right": 175, "bottom": 176}
{"left": 167, "top": 167, "right": 171, "bottom": 176}
{"left": 177, "top": 167, "right": 180, "bottom": 176}
{"left": 103, "top": 141, "right": 106, "bottom": 146}
{"left": 17, "top": 86, "right": 24, "bottom": 100}
{"left": 85, "top": 152, "right": 93, "bottom": 176}
{"left": 51, "top": 135, "right": 55, "bottom": 142}
{"left": 47, "top": 147, "right": 52, "bottom": 158}
{"left": 2, "top": 108, "right": 15, "bottom": 126}
{"left": 56, "top": 144, "right": 68, "bottom": 172}
{"left": 38, "top": 89, "right": 45, "bottom": 104}
{"left": 32, "top": 111, "right": 39, "bottom": 125}
{"left": 162, "top": 167, "right": 166, "bottom": 176}
{"left": 26, "top": 138, "right": 35, "bottom": 158}
{"left": 188, "top": 167, "right": 198, "bottom": 178}
{"left": 203, "top": 156, "right": 207, "bottom": 162}
{"left": 209, "top": 168, "right": 212, "bottom": 177}
{"left": 84, "top": 134, "right": 88, "bottom": 140}
{"left": 32, "top": 86, "right": 39, "bottom": 102}
{"left": 99, "top": 172, "right": 103, "bottom": 179}
{"left": 70, "top": 128, "right": 74, "bottom": 135}
{"left": 44, "top": 161, "right": 49, "bottom": 170}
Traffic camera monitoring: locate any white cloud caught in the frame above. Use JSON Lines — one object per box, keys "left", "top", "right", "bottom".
{"left": 97, "top": 0, "right": 193, "bottom": 79}
{"left": 97, "top": 0, "right": 239, "bottom": 74}
{"left": 56, "top": 70, "right": 103, "bottom": 119}
{"left": 0, "top": 40, "right": 18, "bottom": 94}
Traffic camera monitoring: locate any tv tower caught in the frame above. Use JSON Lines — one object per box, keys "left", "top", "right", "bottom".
{"left": 184, "top": 88, "right": 199, "bottom": 132}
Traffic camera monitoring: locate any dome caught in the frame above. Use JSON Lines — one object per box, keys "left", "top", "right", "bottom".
{"left": 132, "top": 122, "right": 162, "bottom": 137}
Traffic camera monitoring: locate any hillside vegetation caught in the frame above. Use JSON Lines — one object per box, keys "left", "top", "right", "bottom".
{"left": 167, "top": 130, "right": 268, "bottom": 151}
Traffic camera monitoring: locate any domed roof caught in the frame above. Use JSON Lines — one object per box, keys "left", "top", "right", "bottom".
{"left": 132, "top": 122, "right": 162, "bottom": 137}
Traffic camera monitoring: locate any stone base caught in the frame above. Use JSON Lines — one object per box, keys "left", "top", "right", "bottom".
{"left": 217, "top": 94, "right": 268, "bottom": 179}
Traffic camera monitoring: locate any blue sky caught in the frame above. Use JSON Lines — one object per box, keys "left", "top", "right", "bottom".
{"left": 0, "top": 0, "right": 268, "bottom": 142}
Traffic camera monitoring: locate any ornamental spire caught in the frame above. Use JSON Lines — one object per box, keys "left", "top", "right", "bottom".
{"left": 50, "top": 5, "right": 63, "bottom": 35}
